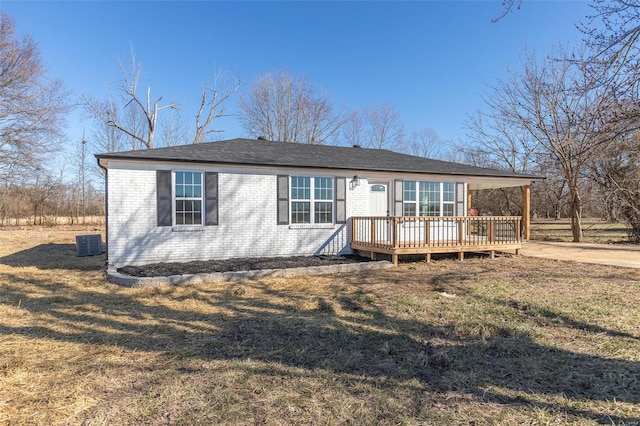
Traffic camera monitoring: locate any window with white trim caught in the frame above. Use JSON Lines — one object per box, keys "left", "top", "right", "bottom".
{"left": 403, "top": 181, "right": 455, "bottom": 217}
{"left": 174, "top": 171, "right": 203, "bottom": 225}
{"left": 442, "top": 182, "right": 455, "bottom": 216}
{"left": 291, "top": 176, "right": 334, "bottom": 224}
{"left": 403, "top": 181, "right": 417, "bottom": 216}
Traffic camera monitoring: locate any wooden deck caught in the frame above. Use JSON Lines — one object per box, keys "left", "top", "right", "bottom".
{"left": 350, "top": 216, "right": 522, "bottom": 265}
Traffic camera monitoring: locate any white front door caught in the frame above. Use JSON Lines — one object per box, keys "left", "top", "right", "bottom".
{"left": 369, "top": 183, "right": 388, "bottom": 216}
{"left": 369, "top": 183, "right": 389, "bottom": 243}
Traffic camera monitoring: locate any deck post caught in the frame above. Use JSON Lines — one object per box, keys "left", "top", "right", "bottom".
{"left": 466, "top": 187, "right": 472, "bottom": 236}
{"left": 426, "top": 253, "right": 431, "bottom": 263}
{"left": 393, "top": 217, "right": 399, "bottom": 249}
{"left": 425, "top": 218, "right": 430, "bottom": 246}
{"left": 458, "top": 251, "right": 464, "bottom": 261}
{"left": 351, "top": 217, "right": 356, "bottom": 246}
{"left": 523, "top": 185, "right": 531, "bottom": 240}
{"left": 392, "top": 254, "right": 398, "bottom": 266}
{"left": 517, "top": 217, "right": 522, "bottom": 242}
{"left": 488, "top": 218, "right": 495, "bottom": 243}
{"left": 371, "top": 217, "right": 376, "bottom": 245}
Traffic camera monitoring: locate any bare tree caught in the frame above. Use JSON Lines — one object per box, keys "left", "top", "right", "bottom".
{"left": 106, "top": 48, "right": 178, "bottom": 149}
{"left": 342, "top": 110, "right": 365, "bottom": 147}
{"left": 407, "top": 127, "right": 445, "bottom": 159}
{"left": 462, "top": 111, "right": 540, "bottom": 219}
{"left": 589, "top": 137, "right": 626, "bottom": 222}
{"left": 239, "top": 70, "right": 344, "bottom": 144}
{"left": 362, "top": 102, "right": 405, "bottom": 151}
{"left": 158, "top": 112, "right": 187, "bottom": 147}
{"left": 193, "top": 68, "right": 241, "bottom": 144}
{"left": 493, "top": 0, "right": 522, "bottom": 22}
{"left": 615, "top": 142, "right": 640, "bottom": 242}
{"left": 479, "top": 48, "right": 630, "bottom": 242}
{"left": 465, "top": 111, "right": 536, "bottom": 173}
{"left": 578, "top": 0, "right": 640, "bottom": 241}
{"left": 90, "top": 97, "right": 125, "bottom": 153}
{"left": 86, "top": 50, "right": 240, "bottom": 149}
{"left": 533, "top": 154, "right": 569, "bottom": 219}
{"left": 589, "top": 130, "right": 640, "bottom": 241}
{"left": 342, "top": 103, "right": 405, "bottom": 151}
{"left": 581, "top": 1, "right": 640, "bottom": 65}
{"left": 0, "top": 13, "right": 69, "bottom": 180}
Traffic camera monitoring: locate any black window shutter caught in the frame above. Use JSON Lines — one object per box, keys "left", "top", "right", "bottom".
{"left": 157, "top": 170, "right": 172, "bottom": 227}
{"left": 394, "top": 179, "right": 404, "bottom": 216}
{"left": 205, "top": 172, "right": 219, "bottom": 226}
{"left": 335, "top": 177, "right": 346, "bottom": 224}
{"left": 277, "top": 175, "right": 289, "bottom": 225}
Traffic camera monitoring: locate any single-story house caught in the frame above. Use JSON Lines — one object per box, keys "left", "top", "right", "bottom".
{"left": 96, "top": 138, "right": 540, "bottom": 267}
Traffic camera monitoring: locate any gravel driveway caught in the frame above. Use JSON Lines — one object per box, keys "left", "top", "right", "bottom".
{"left": 520, "top": 241, "right": 640, "bottom": 269}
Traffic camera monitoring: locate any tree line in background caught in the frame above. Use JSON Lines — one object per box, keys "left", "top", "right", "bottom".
{"left": 0, "top": 13, "right": 99, "bottom": 226}
{"left": 0, "top": 177, "right": 104, "bottom": 226}
{"left": 464, "top": 1, "right": 640, "bottom": 242}
{"left": 1, "top": 3, "right": 640, "bottom": 242}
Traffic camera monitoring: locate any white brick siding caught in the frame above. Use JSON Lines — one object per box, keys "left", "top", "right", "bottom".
{"left": 106, "top": 162, "right": 373, "bottom": 267}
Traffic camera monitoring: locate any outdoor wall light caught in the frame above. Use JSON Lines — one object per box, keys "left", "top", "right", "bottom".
{"left": 350, "top": 175, "right": 360, "bottom": 190}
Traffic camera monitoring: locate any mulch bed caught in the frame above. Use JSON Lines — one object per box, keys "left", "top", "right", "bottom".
{"left": 117, "top": 255, "right": 372, "bottom": 277}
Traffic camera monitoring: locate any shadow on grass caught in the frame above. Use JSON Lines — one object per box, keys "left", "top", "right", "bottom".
{"left": 0, "top": 243, "right": 105, "bottom": 271}
{"left": 1, "top": 265, "right": 639, "bottom": 424}
{"left": 505, "top": 299, "right": 639, "bottom": 341}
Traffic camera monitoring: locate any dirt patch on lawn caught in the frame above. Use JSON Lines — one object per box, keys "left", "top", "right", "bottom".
{"left": 117, "top": 255, "right": 372, "bottom": 277}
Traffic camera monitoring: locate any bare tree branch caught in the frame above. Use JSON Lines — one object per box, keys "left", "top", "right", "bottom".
{"left": 477, "top": 47, "right": 629, "bottom": 241}
{"left": 84, "top": 46, "right": 178, "bottom": 150}
{"left": 363, "top": 102, "right": 405, "bottom": 151}
{"left": 492, "top": 0, "right": 522, "bottom": 22}
{"left": 0, "top": 13, "right": 69, "bottom": 180}
{"left": 193, "top": 68, "right": 241, "bottom": 144}
{"left": 239, "top": 70, "right": 344, "bottom": 144}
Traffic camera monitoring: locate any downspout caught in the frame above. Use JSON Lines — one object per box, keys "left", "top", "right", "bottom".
{"left": 96, "top": 157, "right": 109, "bottom": 264}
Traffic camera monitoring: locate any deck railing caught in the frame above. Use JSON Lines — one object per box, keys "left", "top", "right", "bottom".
{"left": 351, "top": 216, "right": 522, "bottom": 250}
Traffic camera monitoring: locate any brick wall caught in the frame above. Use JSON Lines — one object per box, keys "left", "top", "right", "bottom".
{"left": 106, "top": 162, "right": 371, "bottom": 267}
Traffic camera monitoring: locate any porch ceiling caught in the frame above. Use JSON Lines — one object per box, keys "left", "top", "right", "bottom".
{"left": 468, "top": 179, "right": 535, "bottom": 190}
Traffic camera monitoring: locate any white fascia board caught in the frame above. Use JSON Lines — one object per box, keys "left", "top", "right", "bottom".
{"left": 102, "top": 158, "right": 537, "bottom": 188}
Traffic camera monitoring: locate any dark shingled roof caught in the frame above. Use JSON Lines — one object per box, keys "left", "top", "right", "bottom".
{"left": 96, "top": 138, "right": 540, "bottom": 179}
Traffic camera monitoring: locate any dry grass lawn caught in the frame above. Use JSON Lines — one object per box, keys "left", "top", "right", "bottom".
{"left": 1, "top": 227, "right": 639, "bottom": 425}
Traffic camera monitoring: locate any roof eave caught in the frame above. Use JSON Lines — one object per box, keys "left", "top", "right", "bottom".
{"left": 95, "top": 154, "right": 542, "bottom": 181}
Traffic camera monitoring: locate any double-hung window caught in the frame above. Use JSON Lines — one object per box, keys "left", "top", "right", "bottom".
{"left": 442, "top": 182, "right": 455, "bottom": 216}
{"left": 419, "top": 181, "right": 440, "bottom": 216}
{"left": 174, "top": 171, "right": 203, "bottom": 225}
{"left": 157, "top": 170, "right": 217, "bottom": 227}
{"left": 402, "top": 181, "right": 455, "bottom": 217}
{"left": 314, "top": 177, "right": 333, "bottom": 223}
{"left": 403, "top": 181, "right": 417, "bottom": 216}
{"left": 290, "top": 176, "right": 334, "bottom": 224}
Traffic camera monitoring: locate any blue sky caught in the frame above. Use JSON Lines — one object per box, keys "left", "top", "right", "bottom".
{"left": 2, "top": 1, "right": 591, "bottom": 166}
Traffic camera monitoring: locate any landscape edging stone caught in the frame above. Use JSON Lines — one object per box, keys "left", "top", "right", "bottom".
{"left": 106, "top": 260, "right": 394, "bottom": 287}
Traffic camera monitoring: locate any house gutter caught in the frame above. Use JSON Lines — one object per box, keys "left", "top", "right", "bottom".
{"left": 94, "top": 154, "right": 544, "bottom": 181}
